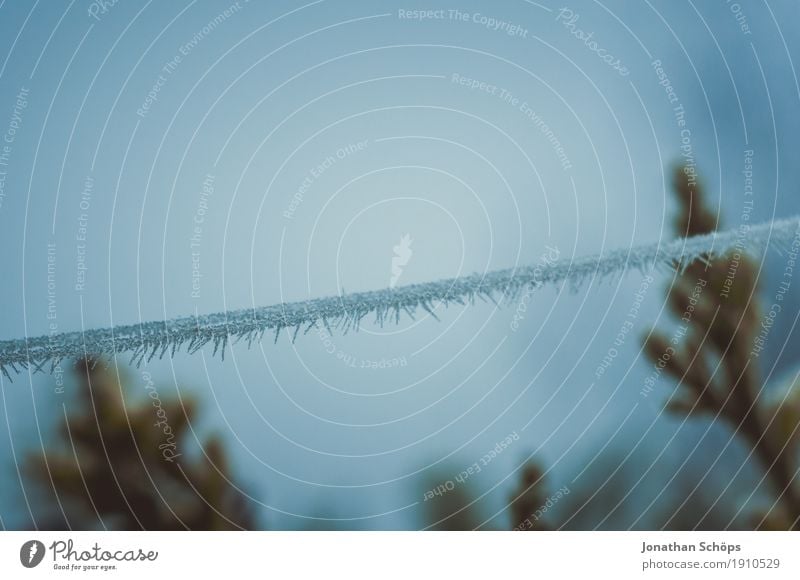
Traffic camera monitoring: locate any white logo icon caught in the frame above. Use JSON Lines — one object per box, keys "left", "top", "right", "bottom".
{"left": 390, "top": 234, "right": 413, "bottom": 288}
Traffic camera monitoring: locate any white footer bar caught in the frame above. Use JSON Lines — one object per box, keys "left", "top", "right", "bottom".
{"left": 1, "top": 531, "right": 797, "bottom": 579}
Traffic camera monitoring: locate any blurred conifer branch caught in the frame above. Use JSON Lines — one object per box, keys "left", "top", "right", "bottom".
{"left": 25, "top": 358, "right": 254, "bottom": 530}
{"left": 509, "top": 464, "right": 551, "bottom": 531}
{"left": 644, "top": 166, "right": 800, "bottom": 530}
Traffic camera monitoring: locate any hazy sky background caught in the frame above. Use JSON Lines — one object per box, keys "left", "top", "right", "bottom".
{"left": 1, "top": 0, "right": 799, "bottom": 529}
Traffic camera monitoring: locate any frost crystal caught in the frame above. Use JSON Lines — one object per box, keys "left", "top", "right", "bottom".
{"left": 1, "top": 217, "right": 798, "bottom": 378}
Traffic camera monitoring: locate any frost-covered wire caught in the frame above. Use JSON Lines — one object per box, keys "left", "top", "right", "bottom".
{"left": 1, "top": 216, "right": 799, "bottom": 378}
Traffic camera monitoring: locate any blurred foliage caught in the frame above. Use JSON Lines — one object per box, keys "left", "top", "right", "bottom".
{"left": 21, "top": 164, "right": 800, "bottom": 532}
{"left": 497, "top": 164, "right": 800, "bottom": 531}
{"left": 25, "top": 357, "right": 254, "bottom": 530}
{"left": 643, "top": 166, "right": 800, "bottom": 530}
{"left": 421, "top": 466, "right": 483, "bottom": 530}
{"left": 508, "top": 463, "right": 550, "bottom": 531}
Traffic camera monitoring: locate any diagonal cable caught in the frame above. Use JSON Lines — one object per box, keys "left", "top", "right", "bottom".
{"left": 1, "top": 216, "right": 798, "bottom": 378}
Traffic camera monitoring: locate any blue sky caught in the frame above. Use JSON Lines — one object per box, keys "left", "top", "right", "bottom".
{"left": 1, "top": 0, "right": 799, "bottom": 529}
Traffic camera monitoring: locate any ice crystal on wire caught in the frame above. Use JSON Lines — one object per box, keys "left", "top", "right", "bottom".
{"left": 0, "top": 217, "right": 798, "bottom": 378}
